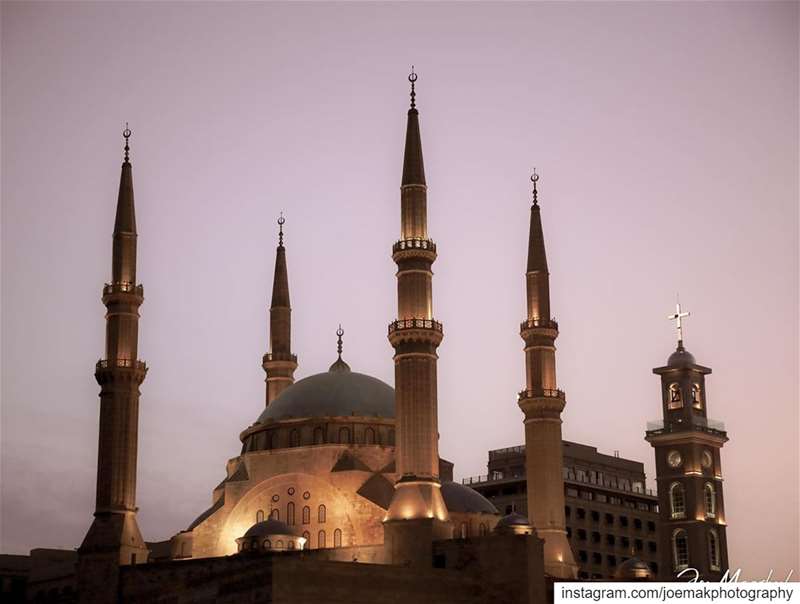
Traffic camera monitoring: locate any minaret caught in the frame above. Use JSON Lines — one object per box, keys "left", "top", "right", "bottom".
{"left": 78, "top": 127, "right": 149, "bottom": 594}
{"left": 262, "top": 214, "right": 298, "bottom": 406}
{"left": 384, "top": 69, "right": 451, "bottom": 565}
{"left": 517, "top": 171, "right": 578, "bottom": 579}
{"left": 646, "top": 304, "right": 729, "bottom": 580}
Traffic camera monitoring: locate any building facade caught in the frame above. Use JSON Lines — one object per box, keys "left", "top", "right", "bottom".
{"left": 466, "top": 441, "right": 661, "bottom": 580}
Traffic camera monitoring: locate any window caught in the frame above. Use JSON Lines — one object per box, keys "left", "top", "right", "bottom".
{"left": 565, "top": 506, "right": 571, "bottom": 518}
{"left": 318, "top": 504, "right": 326, "bottom": 523}
{"left": 605, "top": 513, "right": 614, "bottom": 525}
{"left": 632, "top": 481, "right": 644, "bottom": 494}
{"left": 648, "top": 541, "right": 657, "bottom": 553}
{"left": 566, "top": 527, "right": 572, "bottom": 538}
{"left": 672, "top": 529, "right": 689, "bottom": 570}
{"left": 606, "top": 534, "right": 615, "bottom": 546}
{"left": 566, "top": 488, "right": 579, "bottom": 498}
{"left": 313, "top": 427, "right": 324, "bottom": 444}
{"left": 302, "top": 531, "right": 310, "bottom": 547}
{"left": 704, "top": 483, "right": 716, "bottom": 518}
{"left": 634, "top": 518, "right": 643, "bottom": 530}
{"left": 591, "top": 511, "right": 600, "bottom": 522}
{"left": 692, "top": 383, "right": 703, "bottom": 409}
{"left": 339, "top": 427, "right": 351, "bottom": 444}
{"left": 290, "top": 429, "right": 300, "bottom": 447}
{"left": 264, "top": 539, "right": 271, "bottom": 550}
{"left": 592, "top": 552, "right": 602, "bottom": 565}
{"left": 256, "top": 509, "right": 264, "bottom": 523}
{"left": 647, "top": 521, "right": 656, "bottom": 533}
{"left": 596, "top": 493, "right": 607, "bottom": 503}
{"left": 591, "top": 531, "right": 600, "bottom": 544}
{"left": 635, "top": 539, "right": 643, "bottom": 552}
{"left": 479, "top": 523, "right": 487, "bottom": 536}
{"left": 334, "top": 528, "right": 342, "bottom": 548}
{"left": 460, "top": 523, "right": 467, "bottom": 539}
{"left": 270, "top": 508, "right": 279, "bottom": 521}
{"left": 287, "top": 502, "right": 295, "bottom": 525}
{"left": 578, "top": 550, "right": 588, "bottom": 563}
{"left": 364, "top": 427, "right": 375, "bottom": 444}
{"left": 620, "top": 536, "right": 630, "bottom": 550}
{"left": 318, "top": 530, "right": 326, "bottom": 549}
{"left": 619, "top": 515, "right": 629, "bottom": 528}
{"left": 388, "top": 428, "right": 395, "bottom": 446}
{"left": 302, "top": 506, "right": 310, "bottom": 524}
{"left": 607, "top": 555, "right": 617, "bottom": 567}
{"left": 576, "top": 469, "right": 587, "bottom": 482}
{"left": 668, "top": 383, "right": 683, "bottom": 409}
{"left": 577, "top": 529, "right": 587, "bottom": 541}
{"left": 708, "top": 530, "right": 721, "bottom": 571}
{"left": 577, "top": 508, "right": 586, "bottom": 520}
{"left": 619, "top": 478, "right": 630, "bottom": 491}
{"left": 670, "top": 483, "right": 686, "bottom": 519}
{"left": 270, "top": 431, "right": 280, "bottom": 449}
{"left": 275, "top": 539, "right": 283, "bottom": 549}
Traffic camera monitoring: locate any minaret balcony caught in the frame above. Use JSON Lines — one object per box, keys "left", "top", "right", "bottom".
{"left": 392, "top": 238, "right": 437, "bottom": 261}
{"left": 388, "top": 318, "right": 443, "bottom": 347}
{"left": 520, "top": 318, "right": 559, "bottom": 331}
{"left": 645, "top": 417, "right": 727, "bottom": 438}
{"left": 103, "top": 282, "right": 143, "bottom": 296}
{"left": 517, "top": 388, "right": 565, "bottom": 402}
{"left": 262, "top": 352, "right": 298, "bottom": 364}
{"left": 96, "top": 358, "right": 147, "bottom": 371}
{"left": 389, "top": 318, "right": 443, "bottom": 333}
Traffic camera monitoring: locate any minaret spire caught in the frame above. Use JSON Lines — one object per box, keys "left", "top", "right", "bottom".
{"left": 384, "top": 69, "right": 451, "bottom": 566}
{"left": 517, "top": 171, "right": 578, "bottom": 579}
{"left": 79, "top": 127, "right": 149, "bottom": 591}
{"left": 262, "top": 213, "right": 298, "bottom": 406}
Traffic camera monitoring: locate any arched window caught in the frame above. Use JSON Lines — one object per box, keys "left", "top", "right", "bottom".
{"left": 302, "top": 506, "right": 310, "bottom": 524}
{"left": 672, "top": 529, "right": 689, "bottom": 570}
{"left": 270, "top": 431, "right": 280, "bottom": 450}
{"left": 302, "top": 531, "right": 310, "bottom": 548}
{"left": 264, "top": 539, "right": 271, "bottom": 550}
{"left": 318, "top": 504, "right": 326, "bottom": 523}
{"left": 290, "top": 429, "right": 300, "bottom": 447}
{"left": 460, "top": 523, "right": 468, "bottom": 539}
{"left": 318, "top": 530, "right": 326, "bottom": 549}
{"left": 668, "top": 383, "right": 683, "bottom": 409}
{"left": 704, "top": 483, "right": 716, "bottom": 518}
{"left": 313, "top": 427, "right": 324, "bottom": 444}
{"left": 287, "top": 502, "right": 295, "bottom": 525}
{"left": 275, "top": 539, "right": 284, "bottom": 549}
{"left": 388, "top": 428, "right": 395, "bottom": 446}
{"left": 692, "top": 383, "right": 703, "bottom": 409}
{"left": 364, "top": 427, "right": 376, "bottom": 444}
{"left": 708, "top": 530, "right": 721, "bottom": 571}
{"left": 256, "top": 509, "right": 264, "bottom": 523}
{"left": 334, "top": 528, "right": 342, "bottom": 547}
{"left": 479, "top": 523, "right": 487, "bottom": 536}
{"left": 270, "top": 508, "right": 280, "bottom": 521}
{"left": 669, "top": 482, "right": 685, "bottom": 519}
{"left": 339, "top": 427, "right": 351, "bottom": 444}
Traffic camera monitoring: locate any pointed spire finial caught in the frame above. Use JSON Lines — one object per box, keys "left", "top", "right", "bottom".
{"left": 123, "top": 123, "right": 132, "bottom": 164}
{"left": 531, "top": 169, "right": 539, "bottom": 206}
{"left": 408, "top": 66, "right": 417, "bottom": 110}
{"left": 277, "top": 212, "right": 285, "bottom": 247}
{"left": 336, "top": 324, "right": 344, "bottom": 359}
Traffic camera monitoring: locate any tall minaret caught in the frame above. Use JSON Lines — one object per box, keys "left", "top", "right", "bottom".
{"left": 646, "top": 305, "right": 729, "bottom": 580}
{"left": 384, "top": 69, "right": 451, "bottom": 565}
{"left": 78, "top": 127, "right": 149, "bottom": 589}
{"left": 517, "top": 171, "right": 578, "bottom": 579}
{"left": 262, "top": 214, "right": 297, "bottom": 406}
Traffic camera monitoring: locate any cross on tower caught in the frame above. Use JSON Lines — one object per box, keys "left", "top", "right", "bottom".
{"left": 667, "top": 301, "right": 690, "bottom": 347}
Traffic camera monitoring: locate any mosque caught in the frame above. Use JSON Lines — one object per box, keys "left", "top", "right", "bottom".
{"left": 3, "top": 71, "right": 731, "bottom": 603}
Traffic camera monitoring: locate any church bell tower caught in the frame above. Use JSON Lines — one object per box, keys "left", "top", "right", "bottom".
{"left": 518, "top": 172, "right": 578, "bottom": 579}
{"left": 78, "top": 127, "right": 149, "bottom": 601}
{"left": 383, "top": 69, "right": 452, "bottom": 565}
{"left": 646, "top": 304, "right": 729, "bottom": 580}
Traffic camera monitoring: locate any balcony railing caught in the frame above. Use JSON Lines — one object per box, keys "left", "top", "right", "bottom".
{"left": 646, "top": 417, "right": 726, "bottom": 435}
{"left": 520, "top": 318, "right": 559, "bottom": 331}
{"left": 103, "top": 282, "right": 143, "bottom": 296}
{"left": 517, "top": 388, "right": 565, "bottom": 401}
{"left": 263, "top": 352, "right": 298, "bottom": 363}
{"left": 489, "top": 445, "right": 526, "bottom": 459}
{"left": 388, "top": 318, "right": 443, "bottom": 334}
{"left": 461, "top": 469, "right": 658, "bottom": 497}
{"left": 96, "top": 359, "right": 147, "bottom": 371}
{"left": 392, "top": 238, "right": 436, "bottom": 254}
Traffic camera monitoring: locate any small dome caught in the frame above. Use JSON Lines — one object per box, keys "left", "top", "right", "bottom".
{"left": 257, "top": 370, "right": 395, "bottom": 423}
{"left": 441, "top": 482, "right": 498, "bottom": 514}
{"left": 496, "top": 512, "right": 531, "bottom": 528}
{"left": 667, "top": 345, "right": 696, "bottom": 368}
{"left": 243, "top": 519, "right": 296, "bottom": 538}
{"left": 615, "top": 557, "right": 654, "bottom": 581}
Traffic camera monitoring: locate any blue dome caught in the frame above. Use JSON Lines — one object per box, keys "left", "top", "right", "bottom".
{"left": 257, "top": 369, "right": 395, "bottom": 423}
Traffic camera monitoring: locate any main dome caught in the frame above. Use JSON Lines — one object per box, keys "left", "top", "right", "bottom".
{"left": 256, "top": 368, "right": 395, "bottom": 423}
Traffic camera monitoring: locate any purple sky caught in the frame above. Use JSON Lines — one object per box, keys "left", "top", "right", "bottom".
{"left": 2, "top": 1, "right": 798, "bottom": 579}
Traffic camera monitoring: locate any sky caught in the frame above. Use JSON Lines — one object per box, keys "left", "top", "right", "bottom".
{"left": 2, "top": 0, "right": 798, "bottom": 579}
